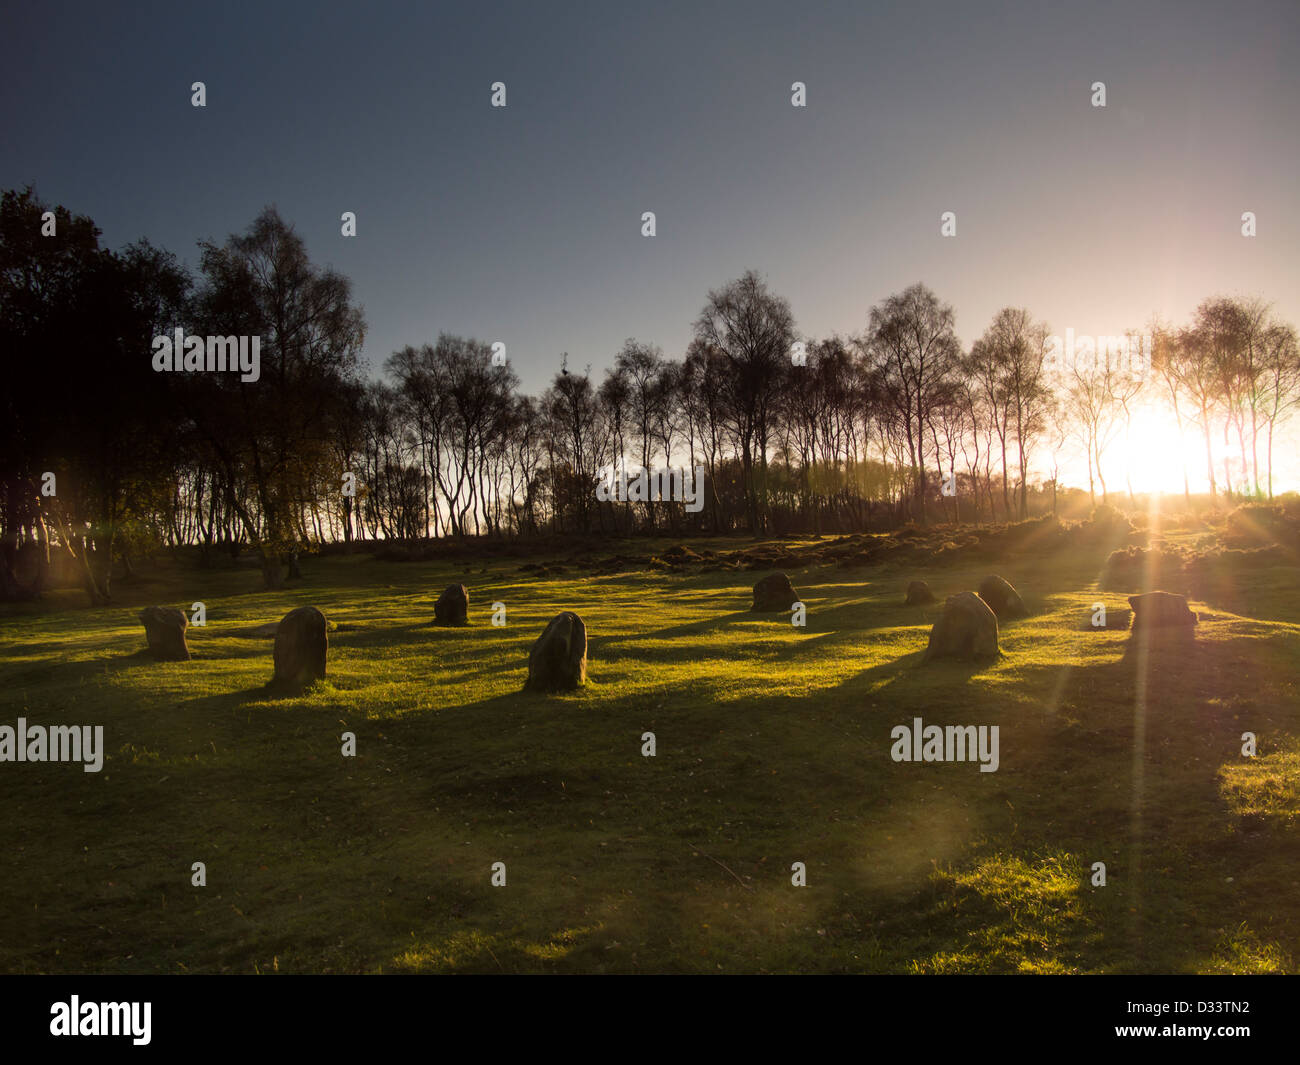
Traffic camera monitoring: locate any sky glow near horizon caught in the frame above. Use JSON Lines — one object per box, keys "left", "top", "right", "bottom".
{"left": 4, "top": 0, "right": 1297, "bottom": 493}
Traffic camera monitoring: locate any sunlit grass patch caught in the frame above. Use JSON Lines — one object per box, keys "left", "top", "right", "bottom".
{"left": 1203, "top": 923, "right": 1292, "bottom": 974}
{"left": 1, "top": 540, "right": 1298, "bottom": 973}
{"left": 910, "top": 852, "right": 1091, "bottom": 974}
{"left": 1218, "top": 737, "right": 1300, "bottom": 825}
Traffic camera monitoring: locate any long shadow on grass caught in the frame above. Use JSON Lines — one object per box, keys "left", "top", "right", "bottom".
{"left": 176, "top": 684, "right": 296, "bottom": 715}
{"left": 373, "top": 661, "right": 1018, "bottom": 972}
{"left": 857, "top": 629, "right": 1300, "bottom": 972}
{"left": 4, "top": 646, "right": 196, "bottom": 690}
{"left": 592, "top": 610, "right": 755, "bottom": 646}
{"left": 592, "top": 594, "right": 915, "bottom": 652}
{"left": 186, "top": 585, "right": 1300, "bottom": 972}
{"left": 374, "top": 629, "right": 1298, "bottom": 973}
{"left": 834, "top": 648, "right": 1000, "bottom": 705}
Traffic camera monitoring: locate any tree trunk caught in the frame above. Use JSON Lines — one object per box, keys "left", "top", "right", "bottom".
{"left": 1202, "top": 411, "right": 1217, "bottom": 497}
{"left": 261, "top": 552, "right": 285, "bottom": 589}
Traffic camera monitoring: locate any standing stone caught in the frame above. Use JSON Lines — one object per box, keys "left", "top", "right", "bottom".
{"left": 752, "top": 572, "right": 799, "bottom": 613}
{"left": 434, "top": 583, "right": 470, "bottom": 626}
{"left": 139, "top": 606, "right": 190, "bottom": 661}
{"left": 977, "top": 575, "right": 1028, "bottom": 619}
{"left": 1128, "top": 591, "right": 1197, "bottom": 632}
{"left": 525, "top": 611, "right": 587, "bottom": 691}
{"left": 904, "top": 580, "right": 936, "bottom": 605}
{"left": 273, "top": 606, "right": 328, "bottom": 688}
{"left": 922, "top": 591, "right": 1000, "bottom": 663}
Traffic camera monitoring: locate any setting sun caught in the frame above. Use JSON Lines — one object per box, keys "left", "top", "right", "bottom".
{"left": 1102, "top": 405, "right": 1202, "bottom": 495}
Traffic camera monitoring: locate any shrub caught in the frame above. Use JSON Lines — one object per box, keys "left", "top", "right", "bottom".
{"left": 1089, "top": 503, "right": 1133, "bottom": 532}
{"left": 1102, "top": 544, "right": 1186, "bottom": 591}
{"left": 1223, "top": 501, "right": 1300, "bottom": 548}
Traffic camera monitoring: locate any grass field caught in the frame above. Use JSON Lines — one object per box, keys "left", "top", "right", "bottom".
{"left": 2, "top": 531, "right": 1298, "bottom": 973}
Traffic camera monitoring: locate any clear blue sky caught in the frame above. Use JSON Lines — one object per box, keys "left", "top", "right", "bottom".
{"left": 3, "top": 0, "right": 1297, "bottom": 398}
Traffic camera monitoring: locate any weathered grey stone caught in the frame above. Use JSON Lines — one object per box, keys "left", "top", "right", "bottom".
{"left": 905, "top": 580, "right": 936, "bottom": 605}
{"left": 977, "top": 575, "right": 1028, "bottom": 619}
{"left": 434, "top": 583, "right": 470, "bottom": 626}
{"left": 752, "top": 572, "right": 799, "bottom": 613}
{"left": 139, "top": 606, "right": 190, "bottom": 661}
{"left": 272, "top": 605, "right": 328, "bottom": 688}
{"left": 922, "top": 591, "right": 1000, "bottom": 663}
{"left": 525, "top": 611, "right": 587, "bottom": 691}
{"left": 1128, "top": 591, "right": 1197, "bottom": 632}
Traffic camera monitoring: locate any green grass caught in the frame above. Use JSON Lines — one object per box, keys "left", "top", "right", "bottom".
{"left": 1, "top": 533, "right": 1298, "bottom": 973}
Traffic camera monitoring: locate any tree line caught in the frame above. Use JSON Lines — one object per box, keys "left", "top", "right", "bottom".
{"left": 3, "top": 188, "right": 1298, "bottom": 603}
